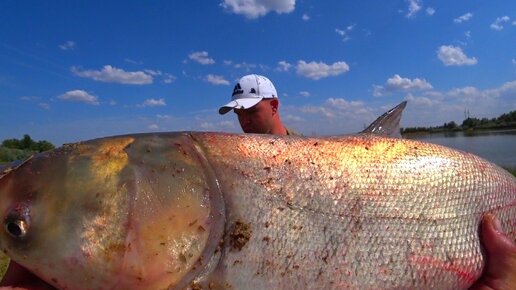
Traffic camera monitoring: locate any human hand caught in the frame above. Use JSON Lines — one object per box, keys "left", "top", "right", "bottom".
{"left": 0, "top": 261, "right": 55, "bottom": 290}
{"left": 469, "top": 214, "right": 516, "bottom": 290}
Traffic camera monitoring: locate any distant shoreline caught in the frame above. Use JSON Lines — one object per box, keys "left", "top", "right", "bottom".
{"left": 401, "top": 127, "right": 516, "bottom": 138}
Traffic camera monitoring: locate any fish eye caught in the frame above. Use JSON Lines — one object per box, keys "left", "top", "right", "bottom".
{"left": 4, "top": 203, "right": 31, "bottom": 239}
{"left": 5, "top": 220, "right": 28, "bottom": 238}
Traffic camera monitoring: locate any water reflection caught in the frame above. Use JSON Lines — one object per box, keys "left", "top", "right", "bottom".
{"left": 405, "top": 129, "right": 516, "bottom": 168}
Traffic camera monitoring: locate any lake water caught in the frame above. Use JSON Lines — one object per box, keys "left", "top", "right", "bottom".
{"left": 405, "top": 130, "right": 516, "bottom": 168}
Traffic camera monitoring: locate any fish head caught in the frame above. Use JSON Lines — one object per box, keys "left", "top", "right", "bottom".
{"left": 0, "top": 134, "right": 225, "bottom": 289}
{"left": 0, "top": 148, "right": 78, "bottom": 285}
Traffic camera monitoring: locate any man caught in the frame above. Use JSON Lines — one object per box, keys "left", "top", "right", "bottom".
{"left": 219, "top": 74, "right": 297, "bottom": 135}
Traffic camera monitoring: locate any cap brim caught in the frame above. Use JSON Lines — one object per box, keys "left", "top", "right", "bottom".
{"left": 218, "top": 97, "right": 263, "bottom": 115}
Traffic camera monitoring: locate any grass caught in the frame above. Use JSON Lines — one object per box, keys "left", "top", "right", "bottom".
{"left": 502, "top": 166, "right": 516, "bottom": 177}
{"left": 0, "top": 252, "right": 8, "bottom": 280}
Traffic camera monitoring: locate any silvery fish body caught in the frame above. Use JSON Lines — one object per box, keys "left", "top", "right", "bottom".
{"left": 0, "top": 131, "right": 515, "bottom": 290}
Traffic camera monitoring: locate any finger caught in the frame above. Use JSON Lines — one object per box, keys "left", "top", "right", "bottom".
{"left": 481, "top": 214, "right": 516, "bottom": 255}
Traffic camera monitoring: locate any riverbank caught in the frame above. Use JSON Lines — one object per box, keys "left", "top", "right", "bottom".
{"left": 402, "top": 128, "right": 516, "bottom": 138}
{"left": 503, "top": 166, "right": 516, "bottom": 176}
{"left": 401, "top": 111, "right": 516, "bottom": 136}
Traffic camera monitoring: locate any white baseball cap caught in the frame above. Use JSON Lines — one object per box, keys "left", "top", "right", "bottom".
{"left": 219, "top": 74, "right": 278, "bottom": 115}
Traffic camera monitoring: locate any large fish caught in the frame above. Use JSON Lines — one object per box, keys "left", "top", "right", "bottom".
{"left": 0, "top": 102, "right": 514, "bottom": 290}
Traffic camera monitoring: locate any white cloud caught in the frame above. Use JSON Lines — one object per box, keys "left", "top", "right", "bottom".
{"left": 485, "top": 80, "right": 516, "bottom": 99}
{"left": 124, "top": 58, "right": 143, "bottom": 65}
{"left": 373, "top": 74, "right": 433, "bottom": 96}
{"left": 405, "top": 0, "right": 422, "bottom": 18}
{"left": 140, "top": 98, "right": 166, "bottom": 107}
{"left": 302, "top": 14, "right": 310, "bottom": 21}
{"left": 148, "top": 124, "right": 159, "bottom": 130}
{"left": 157, "top": 114, "right": 173, "bottom": 119}
{"left": 400, "top": 80, "right": 516, "bottom": 129}
{"left": 335, "top": 24, "right": 355, "bottom": 42}
{"left": 274, "top": 78, "right": 516, "bottom": 136}
{"left": 296, "top": 60, "right": 350, "bottom": 80}
{"left": 221, "top": 0, "right": 295, "bottom": 19}
{"left": 142, "top": 69, "right": 175, "bottom": 83}
{"left": 276, "top": 60, "right": 292, "bottom": 71}
{"left": 385, "top": 75, "right": 432, "bottom": 90}
{"left": 59, "top": 41, "right": 76, "bottom": 51}
{"left": 490, "top": 16, "right": 510, "bottom": 31}
{"left": 71, "top": 65, "right": 153, "bottom": 84}
{"left": 58, "top": 90, "right": 99, "bottom": 105}
{"left": 405, "top": 94, "right": 438, "bottom": 107}
{"left": 444, "top": 81, "right": 516, "bottom": 112}
{"left": 188, "top": 51, "right": 215, "bottom": 65}
{"left": 284, "top": 114, "right": 304, "bottom": 122}
{"left": 426, "top": 7, "right": 435, "bottom": 16}
{"left": 19, "top": 96, "right": 40, "bottom": 101}
{"left": 39, "top": 103, "right": 50, "bottom": 110}
{"left": 274, "top": 98, "right": 377, "bottom": 136}
{"left": 144, "top": 69, "right": 162, "bottom": 76}
{"left": 512, "top": 58, "right": 516, "bottom": 65}
{"left": 301, "top": 98, "right": 374, "bottom": 120}
{"left": 465, "top": 31, "right": 471, "bottom": 39}
{"left": 233, "top": 61, "right": 257, "bottom": 71}
{"left": 448, "top": 86, "right": 482, "bottom": 102}
{"left": 200, "top": 120, "right": 236, "bottom": 130}
{"left": 163, "top": 74, "right": 176, "bottom": 84}
{"left": 299, "top": 91, "right": 310, "bottom": 97}
{"left": 244, "top": 79, "right": 515, "bottom": 136}
{"left": 454, "top": 12, "right": 473, "bottom": 23}
{"left": 205, "top": 74, "right": 230, "bottom": 85}
{"left": 437, "top": 45, "right": 477, "bottom": 66}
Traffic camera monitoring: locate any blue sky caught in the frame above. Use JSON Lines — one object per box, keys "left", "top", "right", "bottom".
{"left": 1, "top": 0, "right": 515, "bottom": 146}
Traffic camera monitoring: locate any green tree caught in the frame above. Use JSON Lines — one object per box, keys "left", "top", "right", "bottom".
{"left": 0, "top": 135, "right": 55, "bottom": 163}
{"left": 1, "top": 138, "right": 21, "bottom": 149}
{"left": 20, "top": 134, "right": 35, "bottom": 149}
{"left": 461, "top": 117, "right": 480, "bottom": 129}
{"left": 32, "top": 140, "right": 55, "bottom": 152}
{"left": 443, "top": 121, "right": 458, "bottom": 130}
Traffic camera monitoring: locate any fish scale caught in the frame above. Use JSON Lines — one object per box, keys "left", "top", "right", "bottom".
{"left": 189, "top": 132, "right": 514, "bottom": 289}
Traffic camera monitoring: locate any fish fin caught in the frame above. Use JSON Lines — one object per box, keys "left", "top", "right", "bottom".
{"left": 361, "top": 101, "right": 407, "bottom": 138}
{"left": 0, "top": 155, "right": 34, "bottom": 180}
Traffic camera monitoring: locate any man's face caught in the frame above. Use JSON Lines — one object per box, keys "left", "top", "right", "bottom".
{"left": 234, "top": 100, "right": 274, "bottom": 134}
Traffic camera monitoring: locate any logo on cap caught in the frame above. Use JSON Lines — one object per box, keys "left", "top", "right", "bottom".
{"left": 232, "top": 83, "right": 244, "bottom": 96}
{"left": 249, "top": 88, "right": 256, "bottom": 94}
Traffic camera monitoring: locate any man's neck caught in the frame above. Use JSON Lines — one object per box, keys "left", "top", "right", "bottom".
{"left": 269, "top": 125, "right": 287, "bottom": 135}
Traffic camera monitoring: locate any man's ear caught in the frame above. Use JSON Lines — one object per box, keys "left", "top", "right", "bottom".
{"left": 270, "top": 99, "right": 279, "bottom": 114}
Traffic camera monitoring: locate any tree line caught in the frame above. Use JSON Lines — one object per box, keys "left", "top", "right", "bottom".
{"left": 401, "top": 110, "right": 516, "bottom": 134}
{"left": 0, "top": 134, "right": 55, "bottom": 163}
